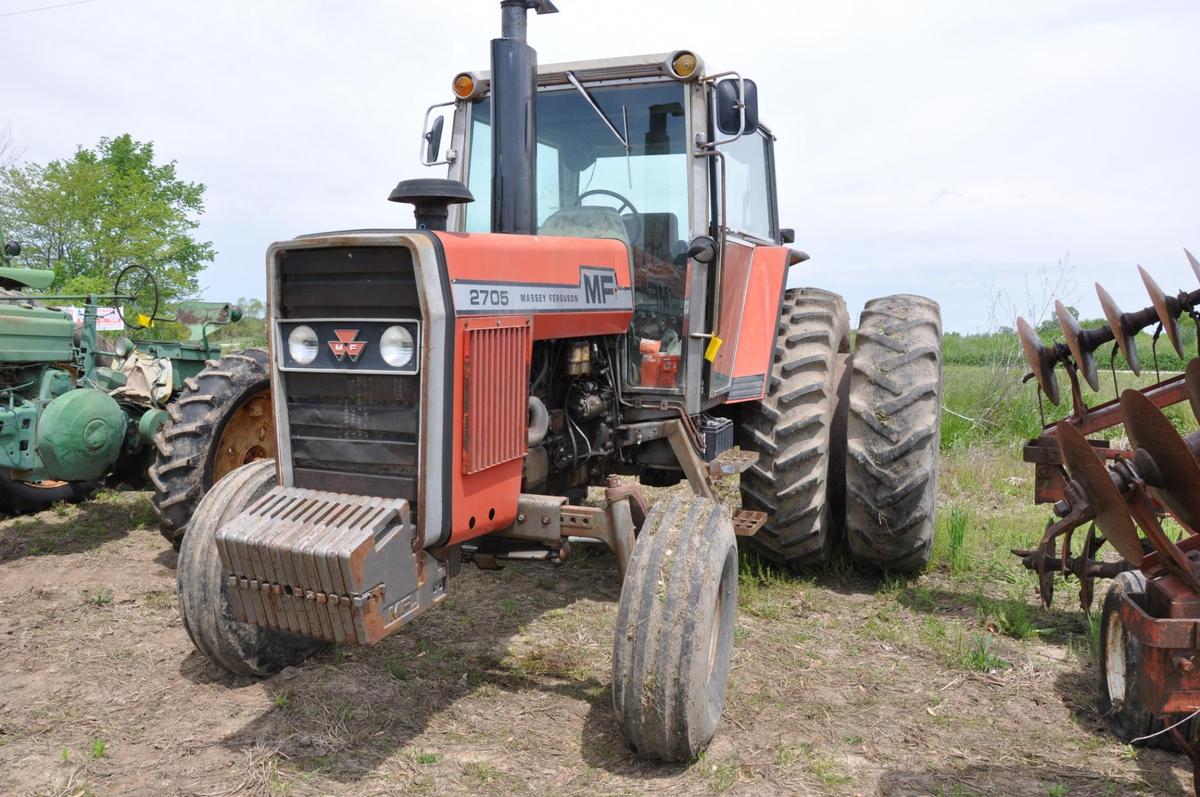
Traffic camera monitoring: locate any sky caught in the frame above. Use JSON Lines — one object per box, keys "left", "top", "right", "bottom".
{"left": 2, "top": 0, "right": 1198, "bottom": 333}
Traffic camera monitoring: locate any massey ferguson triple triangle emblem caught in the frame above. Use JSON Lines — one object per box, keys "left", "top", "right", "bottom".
{"left": 328, "top": 329, "right": 367, "bottom": 362}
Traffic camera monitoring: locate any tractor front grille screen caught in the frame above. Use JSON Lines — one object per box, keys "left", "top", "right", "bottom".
{"left": 277, "top": 245, "right": 421, "bottom": 506}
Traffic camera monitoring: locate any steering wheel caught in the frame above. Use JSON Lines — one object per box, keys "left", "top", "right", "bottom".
{"left": 576, "top": 188, "right": 642, "bottom": 243}
{"left": 112, "top": 264, "right": 160, "bottom": 330}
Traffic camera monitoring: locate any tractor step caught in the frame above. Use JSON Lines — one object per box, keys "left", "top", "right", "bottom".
{"left": 709, "top": 449, "right": 759, "bottom": 480}
{"left": 731, "top": 509, "right": 768, "bottom": 536}
{"left": 215, "top": 486, "right": 447, "bottom": 646}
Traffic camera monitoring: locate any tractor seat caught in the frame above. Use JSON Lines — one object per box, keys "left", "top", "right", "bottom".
{"left": 538, "top": 206, "right": 631, "bottom": 248}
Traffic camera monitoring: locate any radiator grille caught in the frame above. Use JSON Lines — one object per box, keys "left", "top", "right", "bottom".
{"left": 462, "top": 318, "right": 532, "bottom": 475}
{"left": 277, "top": 245, "right": 421, "bottom": 504}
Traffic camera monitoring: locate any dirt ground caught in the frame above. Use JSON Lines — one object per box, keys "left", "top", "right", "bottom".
{"left": 0, "top": 480, "right": 1194, "bottom": 797}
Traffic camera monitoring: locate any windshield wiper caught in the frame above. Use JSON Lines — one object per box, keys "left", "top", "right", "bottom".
{"left": 565, "top": 71, "right": 629, "bottom": 153}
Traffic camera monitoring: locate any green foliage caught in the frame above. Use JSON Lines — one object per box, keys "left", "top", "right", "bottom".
{"left": 0, "top": 134, "right": 213, "bottom": 303}
{"left": 959, "top": 634, "right": 1009, "bottom": 672}
{"left": 942, "top": 508, "right": 971, "bottom": 574}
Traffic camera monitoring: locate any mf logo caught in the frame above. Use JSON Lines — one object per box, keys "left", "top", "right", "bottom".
{"left": 328, "top": 329, "right": 367, "bottom": 362}
{"left": 581, "top": 267, "right": 617, "bottom": 305}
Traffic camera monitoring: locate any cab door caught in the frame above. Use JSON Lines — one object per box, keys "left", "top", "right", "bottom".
{"left": 707, "top": 128, "right": 787, "bottom": 402}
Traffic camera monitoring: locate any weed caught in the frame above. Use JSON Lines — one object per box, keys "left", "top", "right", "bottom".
{"left": 416, "top": 752, "right": 438, "bottom": 765}
{"left": 959, "top": 634, "right": 1009, "bottom": 672}
{"left": 501, "top": 597, "right": 516, "bottom": 615}
{"left": 1046, "top": 785, "right": 1068, "bottom": 797}
{"left": 384, "top": 659, "right": 412, "bottom": 681}
{"left": 1075, "top": 610, "right": 1102, "bottom": 664}
{"left": 975, "top": 595, "right": 1044, "bottom": 640}
{"left": 273, "top": 691, "right": 290, "bottom": 709}
{"left": 463, "top": 760, "right": 500, "bottom": 784}
{"left": 60, "top": 747, "right": 70, "bottom": 762}
{"left": 82, "top": 588, "right": 114, "bottom": 608}
{"left": 944, "top": 508, "right": 970, "bottom": 574}
{"left": 88, "top": 738, "right": 107, "bottom": 759}
{"left": 706, "top": 754, "right": 738, "bottom": 792}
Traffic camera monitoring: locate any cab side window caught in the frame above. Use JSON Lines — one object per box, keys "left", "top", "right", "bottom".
{"left": 720, "top": 131, "right": 773, "bottom": 241}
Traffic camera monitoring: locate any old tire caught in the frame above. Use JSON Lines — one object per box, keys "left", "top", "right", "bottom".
{"left": 739, "top": 288, "right": 850, "bottom": 567}
{"left": 845, "top": 295, "right": 942, "bottom": 572}
{"left": 150, "top": 349, "right": 274, "bottom": 550}
{"left": 612, "top": 495, "right": 738, "bottom": 762}
{"left": 0, "top": 478, "right": 101, "bottom": 515}
{"left": 1099, "top": 571, "right": 1197, "bottom": 750}
{"left": 177, "top": 458, "right": 324, "bottom": 677}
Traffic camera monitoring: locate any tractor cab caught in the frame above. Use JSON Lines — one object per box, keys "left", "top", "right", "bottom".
{"left": 432, "top": 51, "right": 791, "bottom": 406}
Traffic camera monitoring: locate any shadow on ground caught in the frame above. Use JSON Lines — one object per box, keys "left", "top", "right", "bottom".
{"left": 187, "top": 545, "right": 690, "bottom": 784}
{"left": 0, "top": 489, "right": 153, "bottom": 563}
{"left": 878, "top": 761, "right": 1189, "bottom": 796}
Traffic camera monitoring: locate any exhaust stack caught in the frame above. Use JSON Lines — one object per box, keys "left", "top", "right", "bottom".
{"left": 490, "top": 0, "right": 557, "bottom": 234}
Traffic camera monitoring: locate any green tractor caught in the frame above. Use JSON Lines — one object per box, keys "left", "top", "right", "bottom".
{"left": 0, "top": 236, "right": 273, "bottom": 549}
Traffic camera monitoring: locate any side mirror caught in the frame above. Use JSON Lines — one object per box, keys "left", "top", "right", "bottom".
{"left": 715, "top": 78, "right": 759, "bottom": 137}
{"left": 779, "top": 228, "right": 795, "bottom": 244}
{"left": 423, "top": 116, "right": 445, "bottom": 164}
{"left": 687, "top": 235, "right": 718, "bottom": 264}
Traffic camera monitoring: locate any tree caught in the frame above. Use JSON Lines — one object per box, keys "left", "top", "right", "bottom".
{"left": 0, "top": 134, "right": 213, "bottom": 303}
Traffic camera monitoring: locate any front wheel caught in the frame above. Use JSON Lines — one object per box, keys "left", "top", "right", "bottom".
{"left": 1098, "top": 571, "right": 1197, "bottom": 750}
{"left": 612, "top": 495, "right": 738, "bottom": 762}
{"left": 177, "top": 458, "right": 324, "bottom": 677}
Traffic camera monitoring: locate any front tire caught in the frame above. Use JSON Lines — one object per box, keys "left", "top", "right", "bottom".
{"left": 612, "top": 496, "right": 738, "bottom": 762}
{"left": 845, "top": 295, "right": 942, "bottom": 572}
{"left": 739, "top": 288, "right": 850, "bottom": 567}
{"left": 150, "top": 349, "right": 274, "bottom": 550}
{"left": 177, "top": 458, "right": 324, "bottom": 677}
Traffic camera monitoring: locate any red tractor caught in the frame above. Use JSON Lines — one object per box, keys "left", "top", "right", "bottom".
{"left": 177, "top": 0, "right": 943, "bottom": 760}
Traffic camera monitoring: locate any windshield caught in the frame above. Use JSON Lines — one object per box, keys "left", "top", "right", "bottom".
{"left": 465, "top": 81, "right": 691, "bottom": 390}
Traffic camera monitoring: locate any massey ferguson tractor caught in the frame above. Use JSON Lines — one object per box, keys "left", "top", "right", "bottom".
{"left": 177, "top": 0, "right": 943, "bottom": 760}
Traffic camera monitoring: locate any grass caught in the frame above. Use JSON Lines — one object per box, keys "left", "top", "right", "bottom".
{"left": 81, "top": 588, "right": 114, "bottom": 607}
{"left": 958, "top": 634, "right": 1010, "bottom": 672}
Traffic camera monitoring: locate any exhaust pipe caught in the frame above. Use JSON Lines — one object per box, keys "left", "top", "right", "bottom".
{"left": 490, "top": 1, "right": 557, "bottom": 234}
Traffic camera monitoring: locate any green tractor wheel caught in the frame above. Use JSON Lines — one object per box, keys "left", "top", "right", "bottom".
{"left": 0, "top": 478, "right": 101, "bottom": 515}
{"left": 150, "top": 349, "right": 275, "bottom": 550}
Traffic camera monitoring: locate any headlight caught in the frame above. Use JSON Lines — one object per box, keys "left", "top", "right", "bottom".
{"left": 380, "top": 325, "right": 415, "bottom": 368}
{"left": 287, "top": 324, "right": 319, "bottom": 365}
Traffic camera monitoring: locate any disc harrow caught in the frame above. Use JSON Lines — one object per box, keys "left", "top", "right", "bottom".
{"left": 1013, "top": 249, "right": 1200, "bottom": 791}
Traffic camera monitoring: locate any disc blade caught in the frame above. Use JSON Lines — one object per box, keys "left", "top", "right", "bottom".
{"left": 1139, "top": 265, "right": 1183, "bottom": 357}
{"left": 1186, "top": 248, "right": 1200, "bottom": 285}
{"left": 1187, "top": 359, "right": 1200, "bottom": 424}
{"left": 1057, "top": 300, "right": 1100, "bottom": 391}
{"left": 1018, "top": 316, "right": 1060, "bottom": 405}
{"left": 1121, "top": 388, "right": 1200, "bottom": 532}
{"left": 1097, "top": 282, "right": 1140, "bottom": 374}
{"left": 1056, "top": 421, "right": 1143, "bottom": 565}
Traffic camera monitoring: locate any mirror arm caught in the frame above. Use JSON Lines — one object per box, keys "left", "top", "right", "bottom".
{"left": 696, "top": 71, "right": 746, "bottom": 150}
{"left": 420, "top": 100, "right": 459, "bottom": 167}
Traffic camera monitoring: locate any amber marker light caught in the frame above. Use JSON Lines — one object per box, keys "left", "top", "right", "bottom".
{"left": 453, "top": 73, "right": 476, "bottom": 99}
{"left": 671, "top": 51, "right": 698, "bottom": 80}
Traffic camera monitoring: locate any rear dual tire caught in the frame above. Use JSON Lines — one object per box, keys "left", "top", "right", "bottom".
{"left": 741, "top": 290, "right": 942, "bottom": 572}
{"left": 844, "top": 295, "right": 942, "bottom": 573}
